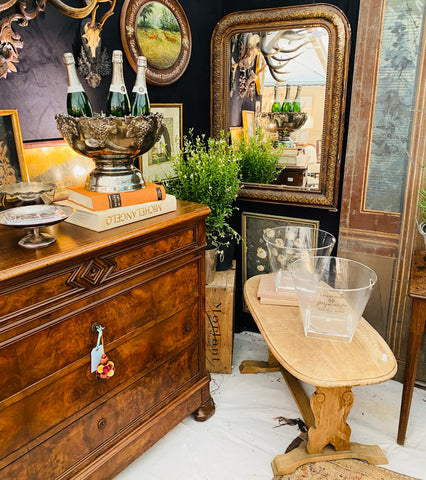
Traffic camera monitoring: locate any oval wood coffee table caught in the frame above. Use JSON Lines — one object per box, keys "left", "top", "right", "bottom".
{"left": 241, "top": 274, "right": 397, "bottom": 477}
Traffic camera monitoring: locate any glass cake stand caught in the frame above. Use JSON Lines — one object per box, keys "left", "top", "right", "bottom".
{"left": 0, "top": 204, "right": 75, "bottom": 248}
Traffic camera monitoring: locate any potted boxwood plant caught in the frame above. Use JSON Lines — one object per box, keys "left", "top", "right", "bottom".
{"left": 236, "top": 131, "right": 282, "bottom": 184}
{"left": 163, "top": 131, "right": 242, "bottom": 277}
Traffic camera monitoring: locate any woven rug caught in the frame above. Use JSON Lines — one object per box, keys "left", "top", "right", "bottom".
{"left": 273, "top": 419, "right": 420, "bottom": 480}
{"left": 274, "top": 458, "right": 421, "bottom": 480}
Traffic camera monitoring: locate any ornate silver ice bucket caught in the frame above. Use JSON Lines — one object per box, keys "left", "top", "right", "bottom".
{"left": 56, "top": 114, "right": 164, "bottom": 192}
{"left": 258, "top": 112, "right": 307, "bottom": 147}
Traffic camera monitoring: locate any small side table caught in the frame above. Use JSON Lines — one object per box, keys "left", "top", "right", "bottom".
{"left": 397, "top": 250, "right": 426, "bottom": 445}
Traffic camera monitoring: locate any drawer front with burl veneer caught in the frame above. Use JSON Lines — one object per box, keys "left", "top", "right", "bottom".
{"left": 0, "top": 261, "right": 202, "bottom": 467}
{"left": 0, "top": 225, "right": 199, "bottom": 340}
{"left": 0, "top": 343, "right": 202, "bottom": 480}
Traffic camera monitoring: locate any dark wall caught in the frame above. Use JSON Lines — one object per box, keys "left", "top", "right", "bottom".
{"left": 0, "top": 0, "right": 358, "bottom": 141}
{"left": 0, "top": 0, "right": 360, "bottom": 331}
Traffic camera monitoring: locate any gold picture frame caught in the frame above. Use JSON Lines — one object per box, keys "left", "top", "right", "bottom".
{"left": 242, "top": 110, "right": 255, "bottom": 142}
{"left": 120, "top": 0, "right": 192, "bottom": 86}
{"left": 229, "top": 126, "right": 243, "bottom": 145}
{"left": 0, "top": 109, "right": 28, "bottom": 185}
{"left": 140, "top": 103, "right": 182, "bottom": 182}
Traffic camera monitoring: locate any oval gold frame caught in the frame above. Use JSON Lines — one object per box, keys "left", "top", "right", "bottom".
{"left": 211, "top": 4, "right": 350, "bottom": 208}
{"left": 120, "top": 0, "right": 192, "bottom": 86}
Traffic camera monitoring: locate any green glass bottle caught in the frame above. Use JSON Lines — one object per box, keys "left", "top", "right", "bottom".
{"left": 105, "top": 50, "right": 131, "bottom": 117}
{"left": 131, "top": 56, "right": 150, "bottom": 116}
{"left": 292, "top": 85, "right": 302, "bottom": 113}
{"left": 63, "top": 52, "right": 93, "bottom": 117}
{"left": 271, "top": 85, "right": 282, "bottom": 112}
{"left": 281, "top": 85, "right": 293, "bottom": 113}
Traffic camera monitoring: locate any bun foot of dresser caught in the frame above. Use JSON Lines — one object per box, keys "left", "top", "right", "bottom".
{"left": 193, "top": 397, "right": 215, "bottom": 422}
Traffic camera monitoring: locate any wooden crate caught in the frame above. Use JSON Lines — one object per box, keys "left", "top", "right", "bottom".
{"left": 205, "top": 264, "right": 235, "bottom": 374}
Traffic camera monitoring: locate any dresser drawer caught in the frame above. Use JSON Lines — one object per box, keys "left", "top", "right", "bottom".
{"left": 0, "top": 225, "right": 199, "bottom": 333}
{"left": 0, "top": 343, "right": 200, "bottom": 480}
{"left": 0, "top": 259, "right": 201, "bottom": 400}
{"left": 0, "top": 297, "right": 201, "bottom": 462}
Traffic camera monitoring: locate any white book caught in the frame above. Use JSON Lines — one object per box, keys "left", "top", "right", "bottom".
{"left": 58, "top": 194, "right": 177, "bottom": 232}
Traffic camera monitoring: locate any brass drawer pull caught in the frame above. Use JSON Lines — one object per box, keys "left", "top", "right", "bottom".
{"left": 97, "top": 418, "right": 107, "bottom": 430}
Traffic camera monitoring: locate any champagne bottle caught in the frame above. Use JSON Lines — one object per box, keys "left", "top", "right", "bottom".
{"left": 63, "top": 52, "right": 93, "bottom": 117}
{"left": 131, "top": 56, "right": 150, "bottom": 116}
{"left": 105, "top": 50, "right": 131, "bottom": 117}
{"left": 281, "top": 85, "right": 293, "bottom": 112}
{"left": 292, "top": 85, "right": 302, "bottom": 113}
{"left": 271, "top": 85, "right": 282, "bottom": 112}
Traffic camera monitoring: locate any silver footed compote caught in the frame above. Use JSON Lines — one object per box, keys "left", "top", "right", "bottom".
{"left": 0, "top": 182, "right": 56, "bottom": 209}
{"left": 0, "top": 204, "right": 75, "bottom": 248}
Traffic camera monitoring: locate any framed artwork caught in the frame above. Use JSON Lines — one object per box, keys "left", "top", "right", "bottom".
{"left": 140, "top": 103, "right": 182, "bottom": 182}
{"left": 0, "top": 109, "right": 28, "bottom": 185}
{"left": 241, "top": 212, "right": 319, "bottom": 309}
{"left": 23, "top": 140, "right": 95, "bottom": 198}
{"left": 242, "top": 110, "right": 256, "bottom": 142}
{"left": 229, "top": 126, "right": 243, "bottom": 145}
{"left": 120, "top": 0, "right": 192, "bottom": 86}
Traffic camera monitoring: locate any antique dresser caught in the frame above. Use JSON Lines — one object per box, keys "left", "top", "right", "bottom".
{"left": 0, "top": 200, "right": 214, "bottom": 479}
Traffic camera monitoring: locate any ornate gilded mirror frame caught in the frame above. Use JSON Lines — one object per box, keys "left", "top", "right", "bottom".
{"left": 211, "top": 4, "right": 350, "bottom": 208}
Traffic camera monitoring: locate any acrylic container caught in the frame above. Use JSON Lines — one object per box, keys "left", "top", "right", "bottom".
{"left": 262, "top": 226, "right": 336, "bottom": 294}
{"left": 290, "top": 256, "right": 377, "bottom": 342}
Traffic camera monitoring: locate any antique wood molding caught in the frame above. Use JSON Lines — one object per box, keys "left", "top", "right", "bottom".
{"left": 339, "top": 0, "right": 426, "bottom": 375}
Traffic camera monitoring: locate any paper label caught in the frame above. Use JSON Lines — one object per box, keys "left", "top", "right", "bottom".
{"left": 316, "top": 291, "right": 347, "bottom": 313}
{"left": 91, "top": 345, "right": 104, "bottom": 372}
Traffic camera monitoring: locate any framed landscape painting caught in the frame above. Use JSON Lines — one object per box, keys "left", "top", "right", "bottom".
{"left": 120, "top": 0, "right": 192, "bottom": 86}
{"left": 140, "top": 103, "right": 182, "bottom": 182}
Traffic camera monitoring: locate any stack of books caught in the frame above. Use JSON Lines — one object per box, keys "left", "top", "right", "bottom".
{"left": 256, "top": 274, "right": 298, "bottom": 306}
{"left": 277, "top": 147, "right": 298, "bottom": 167}
{"left": 60, "top": 182, "right": 177, "bottom": 232}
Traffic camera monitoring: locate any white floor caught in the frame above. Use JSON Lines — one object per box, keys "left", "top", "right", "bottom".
{"left": 114, "top": 332, "right": 426, "bottom": 480}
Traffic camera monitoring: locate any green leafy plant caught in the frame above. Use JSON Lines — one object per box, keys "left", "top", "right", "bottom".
{"left": 419, "top": 187, "right": 426, "bottom": 222}
{"left": 163, "top": 131, "right": 242, "bottom": 248}
{"left": 236, "top": 132, "right": 282, "bottom": 184}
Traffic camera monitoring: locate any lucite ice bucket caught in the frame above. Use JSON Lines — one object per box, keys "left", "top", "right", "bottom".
{"left": 290, "top": 256, "right": 377, "bottom": 342}
{"left": 262, "top": 226, "right": 336, "bottom": 294}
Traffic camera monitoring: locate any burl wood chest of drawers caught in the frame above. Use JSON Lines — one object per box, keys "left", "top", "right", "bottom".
{"left": 0, "top": 200, "right": 214, "bottom": 480}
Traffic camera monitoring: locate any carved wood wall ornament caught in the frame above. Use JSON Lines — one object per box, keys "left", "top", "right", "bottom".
{"left": 0, "top": 0, "right": 101, "bottom": 79}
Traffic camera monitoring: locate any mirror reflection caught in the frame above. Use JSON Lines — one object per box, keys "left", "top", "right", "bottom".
{"left": 229, "top": 26, "right": 328, "bottom": 190}
{"left": 211, "top": 5, "right": 350, "bottom": 207}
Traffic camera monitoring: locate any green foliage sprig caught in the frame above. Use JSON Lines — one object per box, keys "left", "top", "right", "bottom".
{"left": 419, "top": 164, "right": 426, "bottom": 223}
{"left": 163, "top": 130, "right": 242, "bottom": 247}
{"left": 236, "top": 131, "right": 282, "bottom": 184}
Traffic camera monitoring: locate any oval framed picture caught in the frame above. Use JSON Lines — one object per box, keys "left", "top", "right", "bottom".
{"left": 120, "top": 0, "right": 192, "bottom": 86}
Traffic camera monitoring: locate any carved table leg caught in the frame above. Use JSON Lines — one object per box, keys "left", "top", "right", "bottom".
{"left": 271, "top": 384, "right": 388, "bottom": 475}
{"left": 308, "top": 386, "right": 353, "bottom": 453}
{"left": 239, "top": 348, "right": 281, "bottom": 374}
{"left": 397, "top": 297, "right": 426, "bottom": 445}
